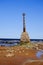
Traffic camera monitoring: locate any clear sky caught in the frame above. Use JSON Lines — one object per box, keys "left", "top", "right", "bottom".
{"left": 0, "top": 0, "right": 43, "bottom": 39}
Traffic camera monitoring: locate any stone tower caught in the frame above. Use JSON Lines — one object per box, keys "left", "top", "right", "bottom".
{"left": 20, "top": 13, "right": 30, "bottom": 43}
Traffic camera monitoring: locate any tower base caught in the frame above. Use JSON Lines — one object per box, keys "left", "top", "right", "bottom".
{"left": 20, "top": 32, "right": 30, "bottom": 43}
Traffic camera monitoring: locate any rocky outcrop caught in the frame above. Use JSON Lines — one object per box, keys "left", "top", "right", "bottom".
{"left": 20, "top": 32, "right": 30, "bottom": 43}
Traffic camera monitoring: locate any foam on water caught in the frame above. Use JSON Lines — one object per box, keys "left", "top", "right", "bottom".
{"left": 0, "top": 43, "right": 17, "bottom": 46}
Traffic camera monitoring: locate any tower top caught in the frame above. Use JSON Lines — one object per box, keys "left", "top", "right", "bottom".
{"left": 22, "top": 13, "right": 25, "bottom": 16}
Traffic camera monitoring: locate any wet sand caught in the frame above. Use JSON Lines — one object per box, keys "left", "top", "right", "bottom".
{"left": 0, "top": 46, "right": 43, "bottom": 65}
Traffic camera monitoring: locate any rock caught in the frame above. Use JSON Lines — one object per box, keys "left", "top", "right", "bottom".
{"left": 20, "top": 32, "right": 30, "bottom": 43}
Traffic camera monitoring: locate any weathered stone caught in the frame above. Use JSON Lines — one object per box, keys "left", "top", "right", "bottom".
{"left": 20, "top": 32, "right": 30, "bottom": 43}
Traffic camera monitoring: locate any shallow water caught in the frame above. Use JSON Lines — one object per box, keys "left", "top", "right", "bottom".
{"left": 36, "top": 50, "right": 43, "bottom": 58}
{"left": 0, "top": 43, "right": 17, "bottom": 46}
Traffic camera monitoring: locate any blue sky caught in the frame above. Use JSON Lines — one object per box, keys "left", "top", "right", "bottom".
{"left": 0, "top": 0, "right": 43, "bottom": 39}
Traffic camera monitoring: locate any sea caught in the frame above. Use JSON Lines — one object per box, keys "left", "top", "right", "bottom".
{"left": 0, "top": 38, "right": 43, "bottom": 46}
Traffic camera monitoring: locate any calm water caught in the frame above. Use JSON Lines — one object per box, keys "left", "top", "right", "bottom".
{"left": 36, "top": 50, "right": 43, "bottom": 58}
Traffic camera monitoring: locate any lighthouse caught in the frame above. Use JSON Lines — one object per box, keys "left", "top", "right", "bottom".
{"left": 20, "top": 13, "right": 30, "bottom": 43}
